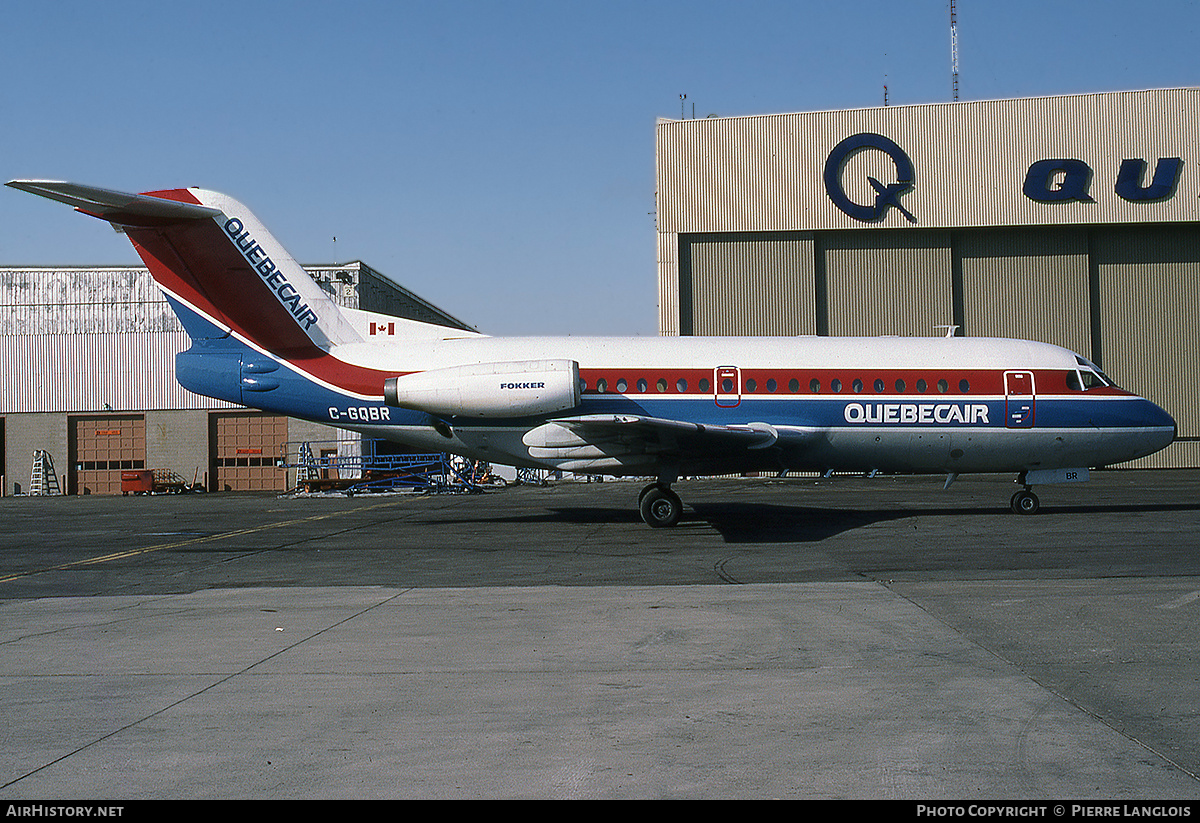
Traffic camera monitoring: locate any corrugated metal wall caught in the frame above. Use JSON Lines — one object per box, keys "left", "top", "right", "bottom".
{"left": 0, "top": 268, "right": 181, "bottom": 335}
{"left": 658, "top": 232, "right": 680, "bottom": 336}
{"left": 959, "top": 228, "right": 1092, "bottom": 357}
{"left": 823, "top": 231, "right": 952, "bottom": 336}
{"left": 0, "top": 331, "right": 227, "bottom": 413}
{"left": 1, "top": 266, "right": 236, "bottom": 414}
{"left": 655, "top": 88, "right": 1200, "bottom": 235}
{"left": 1093, "top": 226, "right": 1200, "bottom": 468}
{"left": 685, "top": 234, "right": 815, "bottom": 336}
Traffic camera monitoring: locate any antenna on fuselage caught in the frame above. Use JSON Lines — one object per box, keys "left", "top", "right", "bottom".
{"left": 935, "top": 324, "right": 960, "bottom": 338}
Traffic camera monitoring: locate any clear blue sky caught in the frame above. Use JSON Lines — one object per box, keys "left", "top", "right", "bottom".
{"left": 3, "top": 1, "right": 1198, "bottom": 335}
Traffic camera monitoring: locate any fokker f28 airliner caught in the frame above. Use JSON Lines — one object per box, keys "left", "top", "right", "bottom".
{"left": 7, "top": 180, "right": 1177, "bottom": 526}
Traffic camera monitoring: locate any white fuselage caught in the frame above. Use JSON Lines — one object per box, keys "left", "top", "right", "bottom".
{"left": 322, "top": 333, "right": 1176, "bottom": 478}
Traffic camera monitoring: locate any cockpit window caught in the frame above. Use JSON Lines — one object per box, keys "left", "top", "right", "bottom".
{"left": 1074, "top": 356, "right": 1114, "bottom": 390}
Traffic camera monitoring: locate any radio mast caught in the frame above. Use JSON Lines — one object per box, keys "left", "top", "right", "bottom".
{"left": 950, "top": 0, "right": 960, "bottom": 101}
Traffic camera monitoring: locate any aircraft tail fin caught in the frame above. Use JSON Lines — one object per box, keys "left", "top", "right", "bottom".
{"left": 6, "top": 180, "right": 363, "bottom": 352}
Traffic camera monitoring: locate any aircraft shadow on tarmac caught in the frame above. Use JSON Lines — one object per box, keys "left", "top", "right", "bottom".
{"left": 696, "top": 500, "right": 1200, "bottom": 543}
{"left": 425, "top": 503, "right": 926, "bottom": 542}
{"left": 431, "top": 500, "right": 1200, "bottom": 544}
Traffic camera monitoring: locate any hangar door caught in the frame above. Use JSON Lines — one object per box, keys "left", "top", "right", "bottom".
{"left": 823, "top": 230, "right": 953, "bottom": 336}
{"left": 69, "top": 414, "right": 146, "bottom": 495}
{"left": 1094, "top": 225, "right": 1200, "bottom": 469}
{"left": 210, "top": 412, "right": 288, "bottom": 492}
{"left": 679, "top": 232, "right": 817, "bottom": 336}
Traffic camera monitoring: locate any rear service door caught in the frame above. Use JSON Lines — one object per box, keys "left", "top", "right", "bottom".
{"left": 1004, "top": 371, "right": 1036, "bottom": 428}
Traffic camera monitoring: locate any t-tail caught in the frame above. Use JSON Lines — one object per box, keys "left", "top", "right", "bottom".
{"left": 6, "top": 181, "right": 362, "bottom": 351}
{"left": 5, "top": 180, "right": 393, "bottom": 408}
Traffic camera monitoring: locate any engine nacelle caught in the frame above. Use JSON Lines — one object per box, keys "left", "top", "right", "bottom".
{"left": 383, "top": 359, "right": 581, "bottom": 418}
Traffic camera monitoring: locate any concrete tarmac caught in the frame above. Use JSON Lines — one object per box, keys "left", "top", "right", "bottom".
{"left": 1, "top": 471, "right": 1199, "bottom": 799}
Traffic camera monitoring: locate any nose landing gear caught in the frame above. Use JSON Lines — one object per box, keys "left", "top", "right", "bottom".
{"left": 1010, "top": 486, "right": 1040, "bottom": 515}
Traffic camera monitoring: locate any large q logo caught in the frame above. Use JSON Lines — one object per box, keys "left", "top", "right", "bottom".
{"left": 823, "top": 133, "right": 917, "bottom": 223}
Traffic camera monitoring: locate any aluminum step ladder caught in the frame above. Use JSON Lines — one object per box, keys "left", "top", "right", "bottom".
{"left": 296, "top": 442, "right": 319, "bottom": 484}
{"left": 29, "top": 450, "right": 62, "bottom": 496}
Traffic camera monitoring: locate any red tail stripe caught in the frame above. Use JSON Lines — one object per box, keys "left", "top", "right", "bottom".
{"left": 124, "top": 193, "right": 390, "bottom": 397}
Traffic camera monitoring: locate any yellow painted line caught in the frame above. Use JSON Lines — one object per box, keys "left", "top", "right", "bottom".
{"left": 0, "top": 497, "right": 413, "bottom": 583}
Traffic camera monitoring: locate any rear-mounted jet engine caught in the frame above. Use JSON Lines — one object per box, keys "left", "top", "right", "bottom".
{"left": 383, "top": 359, "right": 581, "bottom": 418}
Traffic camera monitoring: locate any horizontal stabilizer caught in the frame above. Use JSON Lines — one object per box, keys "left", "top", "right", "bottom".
{"left": 6, "top": 180, "right": 221, "bottom": 223}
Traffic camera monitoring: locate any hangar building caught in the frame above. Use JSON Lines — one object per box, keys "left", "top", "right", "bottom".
{"left": 655, "top": 87, "right": 1199, "bottom": 468}
{"left": 0, "top": 262, "right": 473, "bottom": 495}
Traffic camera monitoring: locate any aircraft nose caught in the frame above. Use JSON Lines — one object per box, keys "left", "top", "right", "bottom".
{"left": 1154, "top": 400, "right": 1175, "bottom": 438}
{"left": 1139, "top": 397, "right": 1177, "bottom": 454}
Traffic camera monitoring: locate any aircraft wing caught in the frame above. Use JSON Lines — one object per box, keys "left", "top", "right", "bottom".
{"left": 537, "top": 413, "right": 822, "bottom": 459}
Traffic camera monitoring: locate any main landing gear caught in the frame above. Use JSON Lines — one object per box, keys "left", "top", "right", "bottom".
{"left": 639, "top": 482, "right": 683, "bottom": 528}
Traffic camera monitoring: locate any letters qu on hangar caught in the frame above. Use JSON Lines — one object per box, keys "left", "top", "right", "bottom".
{"left": 823, "top": 132, "right": 1186, "bottom": 224}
